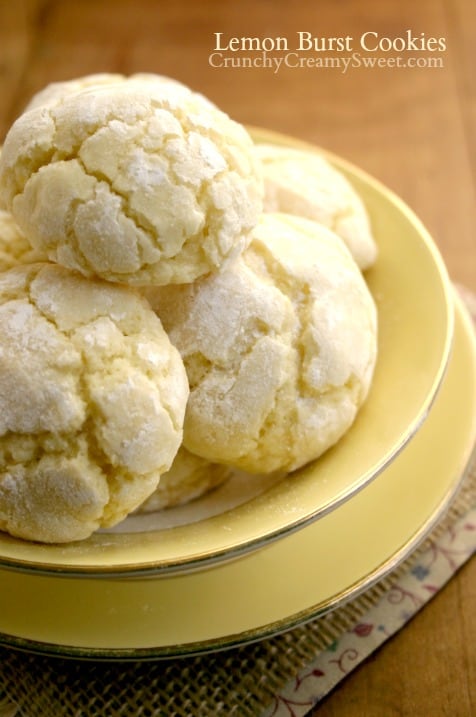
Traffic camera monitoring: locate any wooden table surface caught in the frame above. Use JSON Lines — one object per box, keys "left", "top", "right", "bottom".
{"left": 0, "top": 1, "right": 475, "bottom": 715}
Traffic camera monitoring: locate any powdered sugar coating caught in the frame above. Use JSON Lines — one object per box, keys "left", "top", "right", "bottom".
{"left": 0, "top": 83, "right": 263, "bottom": 286}
{"left": 0, "top": 208, "right": 46, "bottom": 271}
{"left": 146, "top": 213, "right": 377, "bottom": 474}
{"left": 255, "top": 143, "right": 377, "bottom": 270}
{"left": 135, "top": 447, "right": 231, "bottom": 513}
{"left": 0, "top": 263, "right": 189, "bottom": 543}
{"left": 23, "top": 72, "right": 209, "bottom": 113}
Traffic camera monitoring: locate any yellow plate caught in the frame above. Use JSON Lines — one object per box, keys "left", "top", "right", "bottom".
{"left": 0, "top": 294, "right": 473, "bottom": 659}
{"left": 0, "top": 129, "right": 454, "bottom": 576}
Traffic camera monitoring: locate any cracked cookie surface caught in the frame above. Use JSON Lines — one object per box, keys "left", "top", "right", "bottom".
{"left": 0, "top": 208, "right": 46, "bottom": 271}
{"left": 145, "top": 213, "right": 378, "bottom": 474}
{"left": 254, "top": 143, "right": 377, "bottom": 270}
{"left": 23, "top": 72, "right": 196, "bottom": 112}
{"left": 0, "top": 263, "right": 189, "bottom": 543}
{"left": 135, "top": 447, "right": 232, "bottom": 513}
{"left": 0, "top": 83, "right": 263, "bottom": 286}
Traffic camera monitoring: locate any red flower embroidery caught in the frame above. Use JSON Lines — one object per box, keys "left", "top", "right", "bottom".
{"left": 353, "top": 623, "right": 374, "bottom": 637}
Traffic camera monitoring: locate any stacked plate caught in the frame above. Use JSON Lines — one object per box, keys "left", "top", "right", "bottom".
{"left": 0, "top": 129, "right": 475, "bottom": 660}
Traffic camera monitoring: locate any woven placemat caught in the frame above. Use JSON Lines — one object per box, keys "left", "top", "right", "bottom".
{"left": 0, "top": 286, "right": 474, "bottom": 717}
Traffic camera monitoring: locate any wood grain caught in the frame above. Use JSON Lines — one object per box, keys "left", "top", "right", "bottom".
{"left": 0, "top": 1, "right": 474, "bottom": 714}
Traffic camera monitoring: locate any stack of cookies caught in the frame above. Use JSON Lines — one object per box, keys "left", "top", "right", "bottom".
{"left": 0, "top": 73, "right": 378, "bottom": 543}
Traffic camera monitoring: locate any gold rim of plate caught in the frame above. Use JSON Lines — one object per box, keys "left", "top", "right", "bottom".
{"left": 0, "top": 292, "right": 473, "bottom": 659}
{"left": 0, "top": 127, "right": 455, "bottom": 576}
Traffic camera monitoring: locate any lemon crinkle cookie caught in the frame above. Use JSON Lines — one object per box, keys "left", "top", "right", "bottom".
{"left": 0, "top": 263, "right": 189, "bottom": 543}
{"left": 146, "top": 212, "right": 378, "bottom": 475}
{"left": 23, "top": 72, "right": 201, "bottom": 112}
{"left": 135, "top": 447, "right": 232, "bottom": 513}
{"left": 0, "top": 208, "right": 46, "bottom": 271}
{"left": 0, "top": 83, "right": 263, "bottom": 286}
{"left": 254, "top": 143, "right": 377, "bottom": 270}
